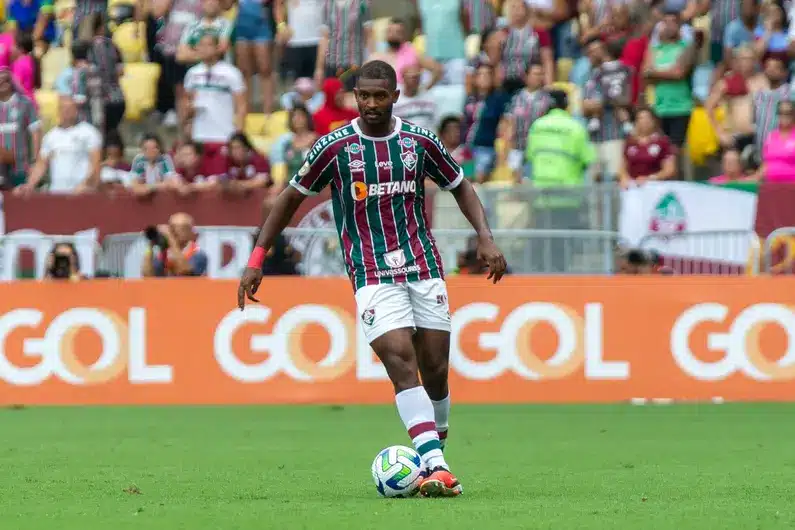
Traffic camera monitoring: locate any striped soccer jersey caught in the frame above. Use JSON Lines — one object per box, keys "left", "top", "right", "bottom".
{"left": 290, "top": 117, "right": 464, "bottom": 291}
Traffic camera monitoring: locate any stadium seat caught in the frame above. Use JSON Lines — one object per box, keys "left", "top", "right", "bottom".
{"left": 413, "top": 35, "right": 425, "bottom": 56}
{"left": 245, "top": 113, "right": 268, "bottom": 136}
{"left": 268, "top": 111, "right": 289, "bottom": 136}
{"left": 250, "top": 135, "right": 276, "bottom": 157}
{"left": 40, "top": 46, "right": 71, "bottom": 90}
{"left": 120, "top": 63, "right": 160, "bottom": 120}
{"left": 465, "top": 34, "right": 481, "bottom": 60}
{"left": 556, "top": 58, "right": 573, "bottom": 83}
{"left": 113, "top": 22, "right": 146, "bottom": 63}
{"left": 35, "top": 90, "right": 59, "bottom": 129}
{"left": 271, "top": 163, "right": 288, "bottom": 185}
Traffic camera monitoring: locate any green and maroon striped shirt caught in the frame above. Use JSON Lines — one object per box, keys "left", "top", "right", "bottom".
{"left": 0, "top": 94, "right": 40, "bottom": 174}
{"left": 320, "top": 0, "right": 372, "bottom": 69}
{"left": 290, "top": 117, "right": 463, "bottom": 291}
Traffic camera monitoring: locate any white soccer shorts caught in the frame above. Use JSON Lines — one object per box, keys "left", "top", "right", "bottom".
{"left": 354, "top": 278, "right": 452, "bottom": 343}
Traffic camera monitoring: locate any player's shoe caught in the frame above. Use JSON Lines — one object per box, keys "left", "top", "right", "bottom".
{"left": 419, "top": 467, "right": 463, "bottom": 497}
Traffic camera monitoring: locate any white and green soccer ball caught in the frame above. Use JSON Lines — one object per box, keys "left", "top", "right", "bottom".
{"left": 371, "top": 445, "right": 424, "bottom": 498}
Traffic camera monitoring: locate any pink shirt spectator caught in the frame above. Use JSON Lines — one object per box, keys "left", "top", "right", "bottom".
{"left": 0, "top": 33, "right": 14, "bottom": 69}
{"left": 763, "top": 129, "right": 795, "bottom": 183}
{"left": 394, "top": 43, "right": 419, "bottom": 85}
{"left": 11, "top": 55, "right": 36, "bottom": 104}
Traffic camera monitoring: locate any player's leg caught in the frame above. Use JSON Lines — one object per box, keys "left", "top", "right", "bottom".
{"left": 413, "top": 329, "right": 450, "bottom": 450}
{"left": 355, "top": 283, "right": 450, "bottom": 479}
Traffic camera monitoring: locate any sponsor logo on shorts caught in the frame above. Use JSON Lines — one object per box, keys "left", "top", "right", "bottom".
{"left": 373, "top": 265, "right": 421, "bottom": 278}
{"left": 350, "top": 180, "right": 417, "bottom": 201}
{"left": 436, "top": 294, "right": 447, "bottom": 305}
{"left": 361, "top": 308, "right": 375, "bottom": 326}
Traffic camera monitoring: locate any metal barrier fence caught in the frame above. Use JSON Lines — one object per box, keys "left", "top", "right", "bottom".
{"left": 432, "top": 182, "right": 621, "bottom": 233}
{"left": 638, "top": 230, "right": 761, "bottom": 275}
{"left": 763, "top": 227, "right": 795, "bottom": 274}
{"left": 0, "top": 233, "right": 103, "bottom": 280}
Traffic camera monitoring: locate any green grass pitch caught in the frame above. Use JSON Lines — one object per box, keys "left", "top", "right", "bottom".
{"left": 2, "top": 404, "right": 794, "bottom": 529}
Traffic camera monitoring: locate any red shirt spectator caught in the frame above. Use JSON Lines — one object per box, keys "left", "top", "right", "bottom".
{"left": 620, "top": 108, "right": 677, "bottom": 187}
{"left": 312, "top": 77, "right": 359, "bottom": 135}
{"left": 620, "top": 34, "right": 650, "bottom": 105}
{"left": 174, "top": 141, "right": 214, "bottom": 188}
{"left": 220, "top": 132, "right": 272, "bottom": 191}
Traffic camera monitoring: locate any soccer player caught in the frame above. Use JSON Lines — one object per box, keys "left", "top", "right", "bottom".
{"left": 238, "top": 60, "right": 506, "bottom": 498}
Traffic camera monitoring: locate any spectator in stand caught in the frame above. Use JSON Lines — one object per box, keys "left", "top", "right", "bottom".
{"left": 271, "top": 105, "right": 317, "bottom": 180}
{"left": 438, "top": 115, "right": 467, "bottom": 163}
{"left": 184, "top": 33, "right": 246, "bottom": 172}
{"left": 54, "top": 40, "right": 103, "bottom": 128}
{"left": 45, "top": 242, "right": 84, "bottom": 281}
{"left": 499, "top": 0, "right": 553, "bottom": 94}
{"left": 178, "top": 0, "right": 232, "bottom": 65}
{"left": 86, "top": 14, "right": 126, "bottom": 136}
{"left": 219, "top": 132, "right": 273, "bottom": 193}
{"left": 465, "top": 27, "right": 503, "bottom": 94}
{"left": 280, "top": 0, "right": 323, "bottom": 82}
{"left": 152, "top": 0, "right": 203, "bottom": 128}
{"left": 619, "top": 107, "right": 677, "bottom": 189}
{"left": 583, "top": 38, "right": 631, "bottom": 181}
{"left": 619, "top": 1, "right": 657, "bottom": 106}
{"left": 393, "top": 63, "right": 439, "bottom": 131}
{"left": 502, "top": 62, "right": 550, "bottom": 182}
{"left": 72, "top": 0, "right": 108, "bottom": 40}
{"left": 753, "top": 56, "right": 790, "bottom": 148}
{"left": 173, "top": 140, "right": 212, "bottom": 192}
{"left": 142, "top": 212, "right": 209, "bottom": 277}
{"left": 706, "top": 46, "right": 769, "bottom": 153}
{"left": 130, "top": 133, "right": 180, "bottom": 195}
{"left": 709, "top": 148, "right": 755, "bottom": 183}
{"left": 0, "top": 68, "right": 40, "bottom": 190}
{"left": 316, "top": 0, "right": 372, "bottom": 91}
{"left": 759, "top": 100, "right": 795, "bottom": 183}
{"left": 369, "top": 18, "right": 442, "bottom": 88}
{"left": 280, "top": 77, "right": 324, "bottom": 114}
{"left": 463, "top": 62, "right": 510, "bottom": 183}
{"left": 643, "top": 11, "right": 695, "bottom": 148}
{"left": 10, "top": 32, "right": 36, "bottom": 105}
{"left": 99, "top": 130, "right": 132, "bottom": 190}
{"left": 412, "top": 0, "right": 468, "bottom": 86}
{"left": 234, "top": 0, "right": 274, "bottom": 114}
{"left": 600, "top": 2, "right": 632, "bottom": 50}
{"left": 709, "top": 0, "right": 742, "bottom": 71}
{"left": 312, "top": 77, "right": 358, "bottom": 135}
{"left": 463, "top": 0, "right": 497, "bottom": 34}
{"left": 18, "top": 96, "right": 101, "bottom": 194}
{"left": 753, "top": 2, "right": 790, "bottom": 63}
{"left": 723, "top": 0, "right": 761, "bottom": 60}
{"left": 6, "top": 0, "right": 56, "bottom": 54}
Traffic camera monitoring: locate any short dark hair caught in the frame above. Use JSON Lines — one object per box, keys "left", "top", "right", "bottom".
{"left": 358, "top": 60, "right": 397, "bottom": 91}
{"left": 71, "top": 40, "right": 91, "bottom": 62}
{"left": 15, "top": 31, "right": 34, "bottom": 55}
{"left": 141, "top": 133, "right": 164, "bottom": 151}
{"left": 228, "top": 132, "right": 254, "bottom": 151}
{"left": 389, "top": 17, "right": 406, "bottom": 26}
{"left": 180, "top": 140, "right": 202, "bottom": 155}
{"left": 439, "top": 115, "right": 461, "bottom": 135}
{"left": 605, "top": 40, "right": 623, "bottom": 61}
{"left": 104, "top": 130, "right": 125, "bottom": 151}
{"left": 548, "top": 89, "right": 568, "bottom": 110}
{"left": 633, "top": 105, "right": 659, "bottom": 123}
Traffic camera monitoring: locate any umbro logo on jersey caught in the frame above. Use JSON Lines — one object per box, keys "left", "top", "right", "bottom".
{"left": 348, "top": 159, "right": 366, "bottom": 172}
{"left": 351, "top": 180, "right": 417, "bottom": 201}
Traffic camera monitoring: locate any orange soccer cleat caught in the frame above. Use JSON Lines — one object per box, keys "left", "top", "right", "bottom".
{"left": 419, "top": 467, "right": 463, "bottom": 498}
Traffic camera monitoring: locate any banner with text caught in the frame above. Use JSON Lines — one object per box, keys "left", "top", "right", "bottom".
{"left": 0, "top": 277, "right": 793, "bottom": 405}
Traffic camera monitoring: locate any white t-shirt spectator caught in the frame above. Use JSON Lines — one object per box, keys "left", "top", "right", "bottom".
{"left": 40, "top": 122, "right": 102, "bottom": 192}
{"left": 288, "top": 0, "right": 323, "bottom": 46}
{"left": 393, "top": 91, "right": 439, "bottom": 132}
{"left": 184, "top": 61, "right": 245, "bottom": 143}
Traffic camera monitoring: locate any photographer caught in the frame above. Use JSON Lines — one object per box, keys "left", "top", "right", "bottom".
{"left": 45, "top": 242, "right": 83, "bottom": 281}
{"left": 141, "top": 212, "right": 208, "bottom": 277}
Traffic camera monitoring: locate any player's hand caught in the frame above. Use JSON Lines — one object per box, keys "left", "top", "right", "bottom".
{"left": 238, "top": 266, "right": 263, "bottom": 309}
{"left": 477, "top": 237, "right": 507, "bottom": 284}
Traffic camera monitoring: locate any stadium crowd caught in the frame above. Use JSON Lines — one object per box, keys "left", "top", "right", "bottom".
{"left": 1, "top": 0, "right": 794, "bottom": 198}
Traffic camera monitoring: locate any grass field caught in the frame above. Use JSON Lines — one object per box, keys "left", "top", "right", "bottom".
{"left": 2, "top": 404, "right": 794, "bottom": 530}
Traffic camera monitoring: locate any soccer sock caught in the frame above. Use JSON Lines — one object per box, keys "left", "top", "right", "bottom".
{"left": 395, "top": 386, "right": 448, "bottom": 471}
{"left": 431, "top": 394, "right": 450, "bottom": 451}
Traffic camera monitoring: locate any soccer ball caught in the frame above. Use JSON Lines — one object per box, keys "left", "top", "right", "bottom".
{"left": 371, "top": 445, "right": 424, "bottom": 498}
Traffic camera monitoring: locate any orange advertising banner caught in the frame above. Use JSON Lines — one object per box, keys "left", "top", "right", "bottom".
{"left": 1, "top": 277, "right": 794, "bottom": 405}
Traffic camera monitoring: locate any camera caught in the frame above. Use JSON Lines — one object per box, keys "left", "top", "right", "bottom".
{"left": 144, "top": 225, "right": 169, "bottom": 249}
{"left": 51, "top": 254, "right": 72, "bottom": 279}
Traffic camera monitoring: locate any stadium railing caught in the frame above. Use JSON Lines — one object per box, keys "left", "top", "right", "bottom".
{"left": 0, "top": 233, "right": 103, "bottom": 280}
{"left": 637, "top": 230, "right": 761, "bottom": 276}
{"left": 763, "top": 227, "right": 795, "bottom": 274}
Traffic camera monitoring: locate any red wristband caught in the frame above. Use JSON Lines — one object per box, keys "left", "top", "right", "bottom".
{"left": 247, "top": 247, "right": 266, "bottom": 269}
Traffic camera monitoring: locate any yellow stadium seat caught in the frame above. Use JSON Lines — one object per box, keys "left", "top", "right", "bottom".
{"left": 120, "top": 63, "right": 160, "bottom": 120}
{"left": 413, "top": 35, "right": 425, "bottom": 56}
{"left": 372, "top": 17, "right": 391, "bottom": 47}
{"left": 113, "top": 22, "right": 147, "bottom": 63}
{"left": 465, "top": 34, "right": 481, "bottom": 60}
{"left": 550, "top": 81, "right": 581, "bottom": 115}
{"left": 245, "top": 113, "right": 268, "bottom": 136}
{"left": 271, "top": 163, "right": 288, "bottom": 185}
{"left": 35, "top": 90, "right": 59, "bottom": 129}
{"left": 556, "top": 58, "right": 573, "bottom": 83}
{"left": 250, "top": 135, "right": 276, "bottom": 157}
{"left": 40, "top": 46, "right": 71, "bottom": 90}
{"left": 267, "top": 111, "right": 289, "bottom": 136}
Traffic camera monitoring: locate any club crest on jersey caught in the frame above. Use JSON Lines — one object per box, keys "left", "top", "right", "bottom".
{"left": 401, "top": 152, "right": 418, "bottom": 171}
{"left": 384, "top": 249, "right": 407, "bottom": 268}
{"left": 345, "top": 143, "right": 365, "bottom": 154}
{"left": 351, "top": 180, "right": 417, "bottom": 201}
{"left": 298, "top": 162, "right": 310, "bottom": 177}
{"left": 361, "top": 308, "right": 375, "bottom": 326}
